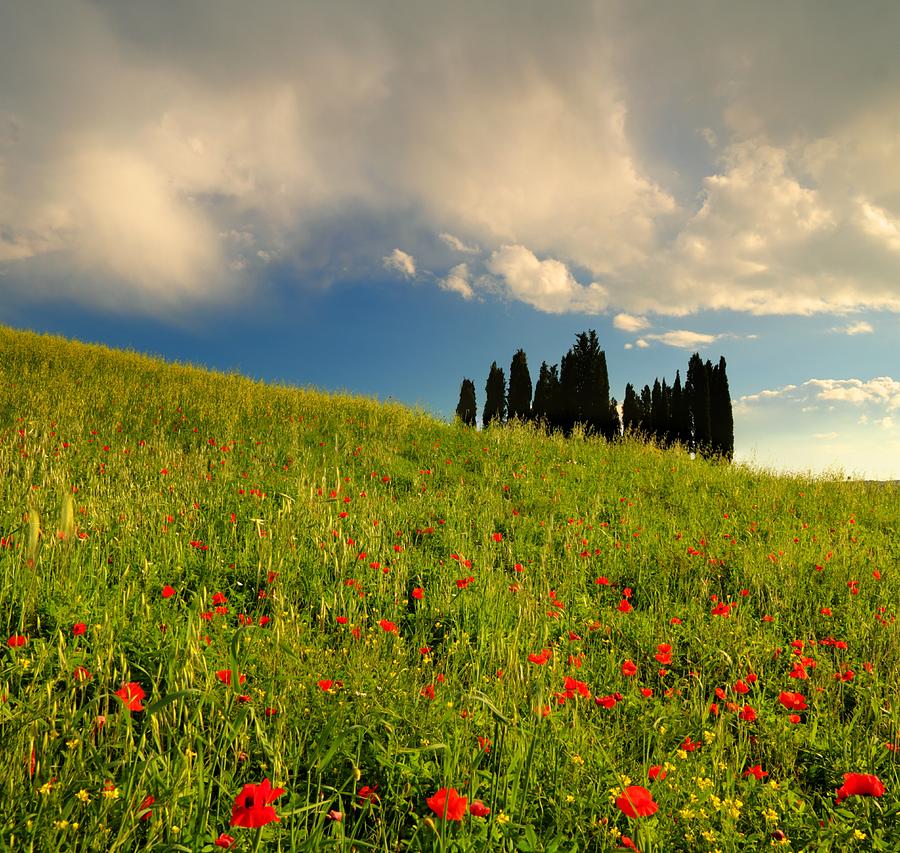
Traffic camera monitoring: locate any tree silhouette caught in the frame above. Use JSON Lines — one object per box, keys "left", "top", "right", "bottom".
{"left": 508, "top": 349, "right": 533, "bottom": 421}
{"left": 608, "top": 397, "right": 622, "bottom": 438}
{"left": 622, "top": 383, "right": 641, "bottom": 434}
{"left": 455, "top": 378, "right": 477, "bottom": 426}
{"left": 533, "top": 361, "right": 560, "bottom": 430}
{"left": 709, "top": 356, "right": 734, "bottom": 460}
{"left": 483, "top": 362, "right": 507, "bottom": 428}
{"left": 686, "top": 353, "right": 712, "bottom": 455}
{"left": 671, "top": 370, "right": 691, "bottom": 447}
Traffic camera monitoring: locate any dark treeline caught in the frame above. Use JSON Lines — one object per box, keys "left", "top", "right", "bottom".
{"left": 455, "top": 331, "right": 734, "bottom": 460}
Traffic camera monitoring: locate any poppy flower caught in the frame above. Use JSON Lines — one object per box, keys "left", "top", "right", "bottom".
{"left": 230, "top": 778, "right": 285, "bottom": 828}
{"left": 469, "top": 800, "right": 491, "bottom": 817}
{"left": 378, "top": 619, "right": 398, "bottom": 634}
{"left": 427, "top": 787, "right": 468, "bottom": 821}
{"left": 411, "top": 587, "right": 424, "bottom": 600}
{"left": 654, "top": 644, "right": 672, "bottom": 665}
{"left": 216, "top": 670, "right": 247, "bottom": 686}
{"left": 7, "top": 634, "right": 26, "bottom": 648}
{"left": 835, "top": 773, "right": 884, "bottom": 803}
{"left": 528, "top": 649, "right": 551, "bottom": 665}
{"left": 138, "top": 795, "right": 154, "bottom": 821}
{"left": 621, "top": 660, "right": 637, "bottom": 677}
{"left": 116, "top": 682, "right": 145, "bottom": 712}
{"left": 73, "top": 665, "right": 92, "bottom": 682}
{"left": 648, "top": 765, "right": 667, "bottom": 781}
{"left": 162, "top": 585, "right": 176, "bottom": 599}
{"left": 739, "top": 705, "right": 757, "bottom": 722}
{"left": 615, "top": 785, "right": 658, "bottom": 818}
{"left": 72, "top": 623, "right": 87, "bottom": 636}
{"left": 214, "top": 833, "right": 236, "bottom": 849}
{"left": 778, "top": 691, "right": 807, "bottom": 711}
{"left": 617, "top": 599, "right": 633, "bottom": 613}
{"left": 318, "top": 680, "right": 334, "bottom": 692}
{"left": 358, "top": 785, "right": 380, "bottom": 804}
{"left": 743, "top": 765, "right": 768, "bottom": 780}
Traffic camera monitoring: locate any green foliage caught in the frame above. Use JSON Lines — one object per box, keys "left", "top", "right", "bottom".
{"left": 0, "top": 326, "right": 898, "bottom": 852}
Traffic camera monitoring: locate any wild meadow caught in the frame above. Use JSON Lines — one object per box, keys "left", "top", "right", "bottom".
{"left": 0, "top": 325, "right": 897, "bottom": 852}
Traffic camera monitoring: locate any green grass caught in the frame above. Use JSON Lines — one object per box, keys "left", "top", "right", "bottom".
{"left": 1, "top": 324, "right": 897, "bottom": 852}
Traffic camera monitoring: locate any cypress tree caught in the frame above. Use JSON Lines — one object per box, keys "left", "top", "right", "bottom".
{"left": 639, "top": 384, "right": 653, "bottom": 436}
{"left": 608, "top": 397, "right": 622, "bottom": 439}
{"left": 508, "top": 349, "right": 533, "bottom": 421}
{"left": 622, "top": 383, "right": 641, "bottom": 434}
{"left": 532, "top": 361, "right": 560, "bottom": 430}
{"left": 482, "top": 362, "right": 507, "bottom": 428}
{"left": 650, "top": 379, "right": 665, "bottom": 445}
{"left": 686, "top": 353, "right": 712, "bottom": 455}
{"left": 709, "top": 356, "right": 735, "bottom": 460}
{"left": 455, "top": 378, "right": 477, "bottom": 426}
{"left": 558, "top": 351, "right": 578, "bottom": 435}
{"left": 671, "top": 371, "right": 691, "bottom": 447}
{"left": 561, "top": 330, "right": 611, "bottom": 437}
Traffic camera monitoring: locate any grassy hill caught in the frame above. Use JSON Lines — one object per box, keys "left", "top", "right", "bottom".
{"left": 1, "top": 325, "right": 897, "bottom": 851}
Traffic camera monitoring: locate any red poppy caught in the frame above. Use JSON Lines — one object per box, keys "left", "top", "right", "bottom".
{"left": 216, "top": 669, "right": 247, "bottom": 686}
{"left": 654, "top": 644, "right": 672, "bottom": 665}
{"left": 73, "top": 665, "right": 92, "bottom": 682}
{"left": 138, "top": 795, "right": 154, "bottom": 821}
{"left": 358, "top": 785, "right": 380, "bottom": 804}
{"left": 72, "top": 623, "right": 87, "bottom": 636}
{"left": 617, "top": 599, "right": 633, "bottom": 613}
{"left": 491, "top": 532, "right": 503, "bottom": 542}
{"left": 743, "top": 764, "right": 768, "bottom": 780}
{"left": 421, "top": 684, "right": 435, "bottom": 700}
{"left": 318, "top": 680, "right": 334, "bottom": 692}
{"left": 7, "top": 634, "right": 26, "bottom": 648}
{"left": 528, "top": 649, "right": 551, "bottom": 665}
{"left": 615, "top": 785, "right": 658, "bottom": 818}
{"left": 212, "top": 592, "right": 227, "bottom": 605}
{"left": 621, "top": 660, "right": 637, "bottom": 677}
{"left": 778, "top": 691, "right": 807, "bottom": 711}
{"left": 739, "top": 705, "right": 757, "bottom": 722}
{"left": 116, "top": 682, "right": 146, "bottom": 712}
{"left": 595, "top": 694, "right": 619, "bottom": 709}
{"left": 469, "top": 800, "right": 491, "bottom": 817}
{"left": 835, "top": 772, "right": 885, "bottom": 803}
{"left": 427, "top": 787, "right": 468, "bottom": 821}
{"left": 648, "top": 765, "right": 666, "bottom": 781}
{"left": 411, "top": 587, "right": 424, "bottom": 600}
{"left": 162, "top": 585, "right": 176, "bottom": 599}
{"left": 214, "top": 833, "right": 236, "bottom": 849}
{"left": 230, "top": 778, "right": 285, "bottom": 828}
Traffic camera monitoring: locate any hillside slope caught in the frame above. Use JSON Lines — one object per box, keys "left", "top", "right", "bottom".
{"left": 1, "top": 326, "right": 897, "bottom": 851}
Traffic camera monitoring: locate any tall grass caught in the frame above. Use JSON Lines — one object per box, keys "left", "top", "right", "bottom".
{"left": 1, "top": 325, "right": 897, "bottom": 851}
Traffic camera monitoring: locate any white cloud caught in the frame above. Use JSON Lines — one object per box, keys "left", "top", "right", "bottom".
{"left": 830, "top": 321, "right": 873, "bottom": 335}
{"left": 643, "top": 330, "right": 719, "bottom": 349}
{"left": 812, "top": 432, "right": 839, "bottom": 440}
{"left": 807, "top": 377, "right": 900, "bottom": 409}
{"left": 635, "top": 338, "right": 650, "bottom": 349}
{"left": 613, "top": 312, "right": 649, "bottom": 333}
{"left": 485, "top": 244, "right": 608, "bottom": 314}
{"left": 382, "top": 248, "right": 416, "bottom": 279}
{"left": 439, "top": 263, "right": 474, "bottom": 300}
{"left": 439, "top": 232, "right": 479, "bottom": 254}
{"left": 739, "top": 377, "right": 900, "bottom": 411}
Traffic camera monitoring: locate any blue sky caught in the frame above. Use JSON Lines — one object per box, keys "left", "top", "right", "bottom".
{"left": 2, "top": 1, "right": 899, "bottom": 478}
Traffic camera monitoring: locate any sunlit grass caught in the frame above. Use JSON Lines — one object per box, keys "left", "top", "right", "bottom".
{"left": 1, "top": 325, "right": 897, "bottom": 851}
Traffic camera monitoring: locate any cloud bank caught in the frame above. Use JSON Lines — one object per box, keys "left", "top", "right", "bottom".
{"left": 3, "top": 1, "right": 900, "bottom": 318}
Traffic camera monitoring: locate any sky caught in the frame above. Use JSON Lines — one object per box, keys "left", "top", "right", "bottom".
{"left": 1, "top": 0, "right": 899, "bottom": 479}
